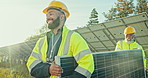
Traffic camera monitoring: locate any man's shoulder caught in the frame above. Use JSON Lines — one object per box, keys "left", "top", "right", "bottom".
{"left": 71, "top": 31, "right": 81, "bottom": 37}
{"left": 37, "top": 36, "right": 47, "bottom": 42}
{"left": 117, "top": 40, "right": 124, "bottom": 43}
{"left": 39, "top": 36, "right": 46, "bottom": 40}
{"left": 133, "top": 41, "right": 141, "bottom": 46}
{"left": 63, "top": 26, "right": 82, "bottom": 37}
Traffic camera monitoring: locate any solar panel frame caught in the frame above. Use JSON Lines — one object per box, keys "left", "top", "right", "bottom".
{"left": 55, "top": 49, "right": 146, "bottom": 78}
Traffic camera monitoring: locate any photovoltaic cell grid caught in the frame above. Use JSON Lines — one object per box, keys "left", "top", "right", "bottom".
{"left": 55, "top": 49, "right": 146, "bottom": 78}
{"left": 92, "top": 49, "right": 145, "bottom": 78}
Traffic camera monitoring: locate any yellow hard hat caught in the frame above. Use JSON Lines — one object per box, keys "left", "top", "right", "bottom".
{"left": 124, "top": 26, "right": 136, "bottom": 34}
{"left": 43, "top": 1, "right": 70, "bottom": 18}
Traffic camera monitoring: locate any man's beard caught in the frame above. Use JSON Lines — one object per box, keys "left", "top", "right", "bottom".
{"left": 125, "top": 38, "right": 135, "bottom": 44}
{"left": 47, "top": 17, "right": 60, "bottom": 29}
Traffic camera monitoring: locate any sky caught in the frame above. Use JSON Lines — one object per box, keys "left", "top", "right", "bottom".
{"left": 0, "top": 0, "right": 118, "bottom": 47}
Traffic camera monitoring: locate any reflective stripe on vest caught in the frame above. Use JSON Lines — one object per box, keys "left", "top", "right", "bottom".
{"left": 29, "top": 52, "right": 42, "bottom": 72}
{"left": 29, "top": 38, "right": 45, "bottom": 72}
{"left": 39, "top": 38, "right": 45, "bottom": 55}
{"left": 30, "top": 52, "right": 41, "bottom": 60}
{"left": 29, "top": 60, "right": 41, "bottom": 72}
{"left": 75, "top": 66, "right": 91, "bottom": 78}
{"left": 120, "top": 40, "right": 123, "bottom": 50}
{"left": 138, "top": 44, "right": 141, "bottom": 49}
{"left": 74, "top": 49, "right": 91, "bottom": 61}
{"left": 63, "top": 30, "right": 74, "bottom": 55}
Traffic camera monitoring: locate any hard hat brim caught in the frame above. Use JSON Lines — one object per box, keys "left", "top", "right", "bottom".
{"left": 42, "top": 7, "right": 70, "bottom": 18}
{"left": 124, "top": 32, "right": 135, "bottom": 34}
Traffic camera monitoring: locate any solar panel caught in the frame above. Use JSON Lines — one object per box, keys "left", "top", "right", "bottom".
{"left": 75, "top": 12, "right": 148, "bottom": 52}
{"left": 55, "top": 49, "right": 146, "bottom": 78}
{"left": 0, "top": 38, "right": 38, "bottom": 58}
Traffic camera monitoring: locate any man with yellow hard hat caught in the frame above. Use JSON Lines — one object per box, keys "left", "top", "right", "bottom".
{"left": 115, "top": 26, "right": 146, "bottom": 70}
{"left": 26, "top": 1, "right": 94, "bottom": 78}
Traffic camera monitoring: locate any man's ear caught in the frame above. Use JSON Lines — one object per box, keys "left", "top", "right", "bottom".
{"left": 60, "top": 14, "right": 65, "bottom": 20}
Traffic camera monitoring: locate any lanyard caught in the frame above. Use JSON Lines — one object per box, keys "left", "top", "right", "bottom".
{"left": 49, "top": 34, "right": 61, "bottom": 61}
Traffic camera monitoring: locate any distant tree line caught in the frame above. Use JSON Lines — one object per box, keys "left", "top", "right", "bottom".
{"left": 103, "top": 0, "right": 148, "bottom": 21}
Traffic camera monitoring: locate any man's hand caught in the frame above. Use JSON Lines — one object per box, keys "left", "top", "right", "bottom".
{"left": 49, "top": 61, "right": 62, "bottom": 76}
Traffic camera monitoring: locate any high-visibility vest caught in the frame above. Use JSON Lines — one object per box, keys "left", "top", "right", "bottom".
{"left": 26, "top": 26, "right": 94, "bottom": 78}
{"left": 115, "top": 40, "right": 146, "bottom": 69}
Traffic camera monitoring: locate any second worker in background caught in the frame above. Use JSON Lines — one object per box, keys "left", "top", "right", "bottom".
{"left": 115, "top": 26, "right": 146, "bottom": 70}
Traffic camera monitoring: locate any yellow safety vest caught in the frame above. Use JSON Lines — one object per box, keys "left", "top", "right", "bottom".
{"left": 26, "top": 25, "right": 94, "bottom": 78}
{"left": 115, "top": 40, "right": 146, "bottom": 69}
